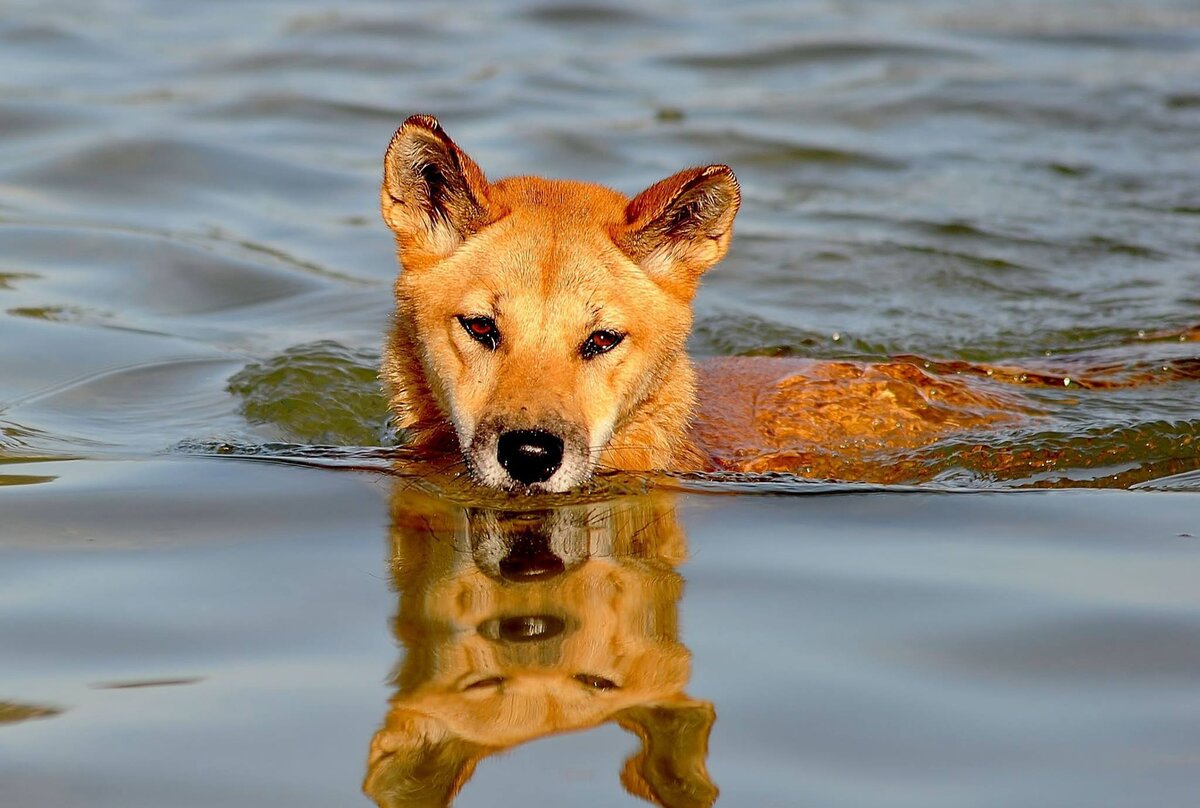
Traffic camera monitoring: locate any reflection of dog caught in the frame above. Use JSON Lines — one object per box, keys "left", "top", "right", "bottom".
{"left": 364, "top": 489, "right": 717, "bottom": 808}
{"left": 379, "top": 114, "right": 1025, "bottom": 492}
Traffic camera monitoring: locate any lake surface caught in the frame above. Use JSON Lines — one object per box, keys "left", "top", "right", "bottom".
{"left": 1, "top": 1, "right": 1199, "bottom": 806}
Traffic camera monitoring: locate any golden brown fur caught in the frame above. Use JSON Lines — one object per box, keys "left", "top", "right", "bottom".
{"left": 379, "top": 114, "right": 1021, "bottom": 490}
{"left": 365, "top": 488, "right": 716, "bottom": 808}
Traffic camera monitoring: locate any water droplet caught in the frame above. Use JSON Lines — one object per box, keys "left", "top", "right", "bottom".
{"left": 831, "top": 332, "right": 841, "bottom": 341}
{"left": 1137, "top": 329, "right": 1146, "bottom": 337}
{"left": 1063, "top": 377, "right": 1071, "bottom": 386}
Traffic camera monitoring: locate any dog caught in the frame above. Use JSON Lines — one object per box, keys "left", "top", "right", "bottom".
{"left": 380, "top": 114, "right": 1043, "bottom": 492}
{"left": 364, "top": 487, "right": 717, "bottom": 808}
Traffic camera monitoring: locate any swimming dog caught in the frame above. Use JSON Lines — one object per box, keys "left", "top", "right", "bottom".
{"left": 380, "top": 114, "right": 1018, "bottom": 492}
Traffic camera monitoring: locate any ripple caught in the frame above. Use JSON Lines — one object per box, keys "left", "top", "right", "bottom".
{"left": 7, "top": 358, "right": 246, "bottom": 455}
{"left": 226, "top": 341, "right": 393, "bottom": 447}
{"left": 919, "top": 613, "right": 1200, "bottom": 684}
{"left": 282, "top": 12, "right": 445, "bottom": 41}
{"left": 980, "top": 28, "right": 1200, "bottom": 52}
{"left": 520, "top": 3, "right": 656, "bottom": 27}
{"left": 192, "top": 92, "right": 402, "bottom": 125}
{"left": 3, "top": 136, "right": 354, "bottom": 212}
{"left": 681, "top": 128, "right": 900, "bottom": 169}
{"left": 0, "top": 472, "right": 58, "bottom": 488}
{"left": 0, "top": 100, "right": 97, "bottom": 141}
{"left": 0, "top": 225, "right": 324, "bottom": 319}
{"left": 203, "top": 48, "right": 420, "bottom": 76}
{"left": 1133, "top": 468, "right": 1200, "bottom": 493}
{"left": 0, "top": 700, "right": 63, "bottom": 725}
{"left": 668, "top": 38, "right": 976, "bottom": 70}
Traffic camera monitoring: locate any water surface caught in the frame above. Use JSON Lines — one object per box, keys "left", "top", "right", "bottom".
{"left": 2, "top": 1, "right": 1199, "bottom": 806}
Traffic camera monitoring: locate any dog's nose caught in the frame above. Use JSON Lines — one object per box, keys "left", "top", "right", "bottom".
{"left": 499, "top": 544, "right": 565, "bottom": 582}
{"left": 498, "top": 527, "right": 566, "bottom": 581}
{"left": 495, "top": 614, "right": 566, "bottom": 643}
{"left": 497, "top": 429, "right": 564, "bottom": 485}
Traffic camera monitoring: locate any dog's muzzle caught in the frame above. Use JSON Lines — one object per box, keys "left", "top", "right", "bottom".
{"left": 496, "top": 429, "right": 565, "bottom": 485}
{"left": 466, "top": 418, "right": 592, "bottom": 492}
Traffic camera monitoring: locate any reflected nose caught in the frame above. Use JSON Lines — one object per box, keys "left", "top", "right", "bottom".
{"left": 497, "top": 429, "right": 564, "bottom": 485}
{"left": 495, "top": 614, "right": 566, "bottom": 643}
{"left": 499, "top": 528, "right": 565, "bottom": 582}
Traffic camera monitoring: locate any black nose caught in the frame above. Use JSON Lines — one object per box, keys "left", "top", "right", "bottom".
{"left": 498, "top": 527, "right": 566, "bottom": 582}
{"left": 497, "top": 429, "right": 564, "bottom": 485}
{"left": 495, "top": 614, "right": 566, "bottom": 643}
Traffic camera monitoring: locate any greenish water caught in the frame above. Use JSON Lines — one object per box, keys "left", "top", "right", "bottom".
{"left": 2, "top": 1, "right": 1200, "bottom": 806}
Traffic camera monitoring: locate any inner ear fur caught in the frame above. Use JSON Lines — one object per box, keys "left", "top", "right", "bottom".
{"left": 381, "top": 114, "right": 497, "bottom": 260}
{"left": 614, "top": 165, "right": 741, "bottom": 296}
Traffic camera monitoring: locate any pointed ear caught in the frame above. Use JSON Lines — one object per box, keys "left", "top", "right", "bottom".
{"left": 364, "top": 709, "right": 490, "bottom": 808}
{"left": 381, "top": 114, "right": 497, "bottom": 262}
{"left": 615, "top": 697, "right": 719, "bottom": 808}
{"left": 613, "top": 165, "right": 740, "bottom": 299}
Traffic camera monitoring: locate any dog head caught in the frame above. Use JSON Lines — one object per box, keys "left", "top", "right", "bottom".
{"left": 364, "top": 489, "right": 717, "bottom": 807}
{"left": 381, "top": 114, "right": 740, "bottom": 492}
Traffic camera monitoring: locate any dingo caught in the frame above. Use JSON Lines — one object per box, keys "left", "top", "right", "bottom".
{"left": 380, "top": 114, "right": 1017, "bottom": 492}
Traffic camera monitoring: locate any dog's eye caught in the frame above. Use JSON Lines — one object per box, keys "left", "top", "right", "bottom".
{"left": 573, "top": 673, "right": 620, "bottom": 691}
{"left": 581, "top": 329, "right": 624, "bottom": 360}
{"left": 458, "top": 315, "right": 499, "bottom": 350}
{"left": 463, "top": 675, "right": 506, "bottom": 691}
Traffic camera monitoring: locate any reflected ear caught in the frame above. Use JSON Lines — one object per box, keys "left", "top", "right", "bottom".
{"left": 616, "top": 697, "right": 719, "bottom": 808}
{"left": 381, "top": 114, "right": 497, "bottom": 262}
{"left": 613, "top": 165, "right": 740, "bottom": 299}
{"left": 364, "top": 710, "right": 491, "bottom": 808}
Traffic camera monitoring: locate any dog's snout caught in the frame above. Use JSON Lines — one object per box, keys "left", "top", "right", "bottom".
{"left": 497, "top": 429, "right": 564, "bottom": 485}
{"left": 499, "top": 550, "right": 565, "bottom": 581}
{"left": 498, "top": 527, "right": 566, "bottom": 581}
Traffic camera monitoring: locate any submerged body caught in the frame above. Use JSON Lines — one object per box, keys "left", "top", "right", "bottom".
{"left": 381, "top": 115, "right": 1017, "bottom": 491}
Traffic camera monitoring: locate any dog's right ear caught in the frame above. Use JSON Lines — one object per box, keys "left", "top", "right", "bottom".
{"left": 616, "top": 697, "right": 719, "bottom": 808}
{"left": 382, "top": 115, "right": 496, "bottom": 263}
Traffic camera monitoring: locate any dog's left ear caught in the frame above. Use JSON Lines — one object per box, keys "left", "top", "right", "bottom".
{"left": 364, "top": 709, "right": 490, "bottom": 808}
{"left": 614, "top": 165, "right": 740, "bottom": 300}
{"left": 382, "top": 114, "right": 497, "bottom": 264}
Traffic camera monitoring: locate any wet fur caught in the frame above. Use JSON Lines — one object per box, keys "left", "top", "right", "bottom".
{"left": 380, "top": 115, "right": 1022, "bottom": 490}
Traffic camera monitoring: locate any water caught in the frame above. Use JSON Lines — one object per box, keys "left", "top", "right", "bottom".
{"left": 2, "top": 1, "right": 1199, "bottom": 805}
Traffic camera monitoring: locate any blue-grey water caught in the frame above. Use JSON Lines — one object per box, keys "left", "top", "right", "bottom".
{"left": 2, "top": 1, "right": 1199, "bottom": 806}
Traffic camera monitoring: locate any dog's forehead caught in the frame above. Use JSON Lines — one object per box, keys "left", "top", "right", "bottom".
{"left": 450, "top": 226, "right": 649, "bottom": 308}
{"left": 490, "top": 176, "right": 629, "bottom": 220}
{"left": 415, "top": 177, "right": 674, "bottom": 322}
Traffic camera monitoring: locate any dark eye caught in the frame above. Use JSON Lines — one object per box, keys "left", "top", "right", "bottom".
{"left": 573, "top": 673, "right": 620, "bottom": 691}
{"left": 458, "top": 315, "right": 499, "bottom": 350}
{"left": 463, "top": 676, "right": 505, "bottom": 691}
{"left": 581, "top": 329, "right": 624, "bottom": 360}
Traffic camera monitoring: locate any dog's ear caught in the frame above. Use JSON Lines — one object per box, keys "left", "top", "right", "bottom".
{"left": 614, "top": 165, "right": 740, "bottom": 300}
{"left": 615, "top": 696, "right": 719, "bottom": 808}
{"left": 364, "top": 709, "right": 491, "bottom": 808}
{"left": 382, "top": 114, "right": 497, "bottom": 263}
